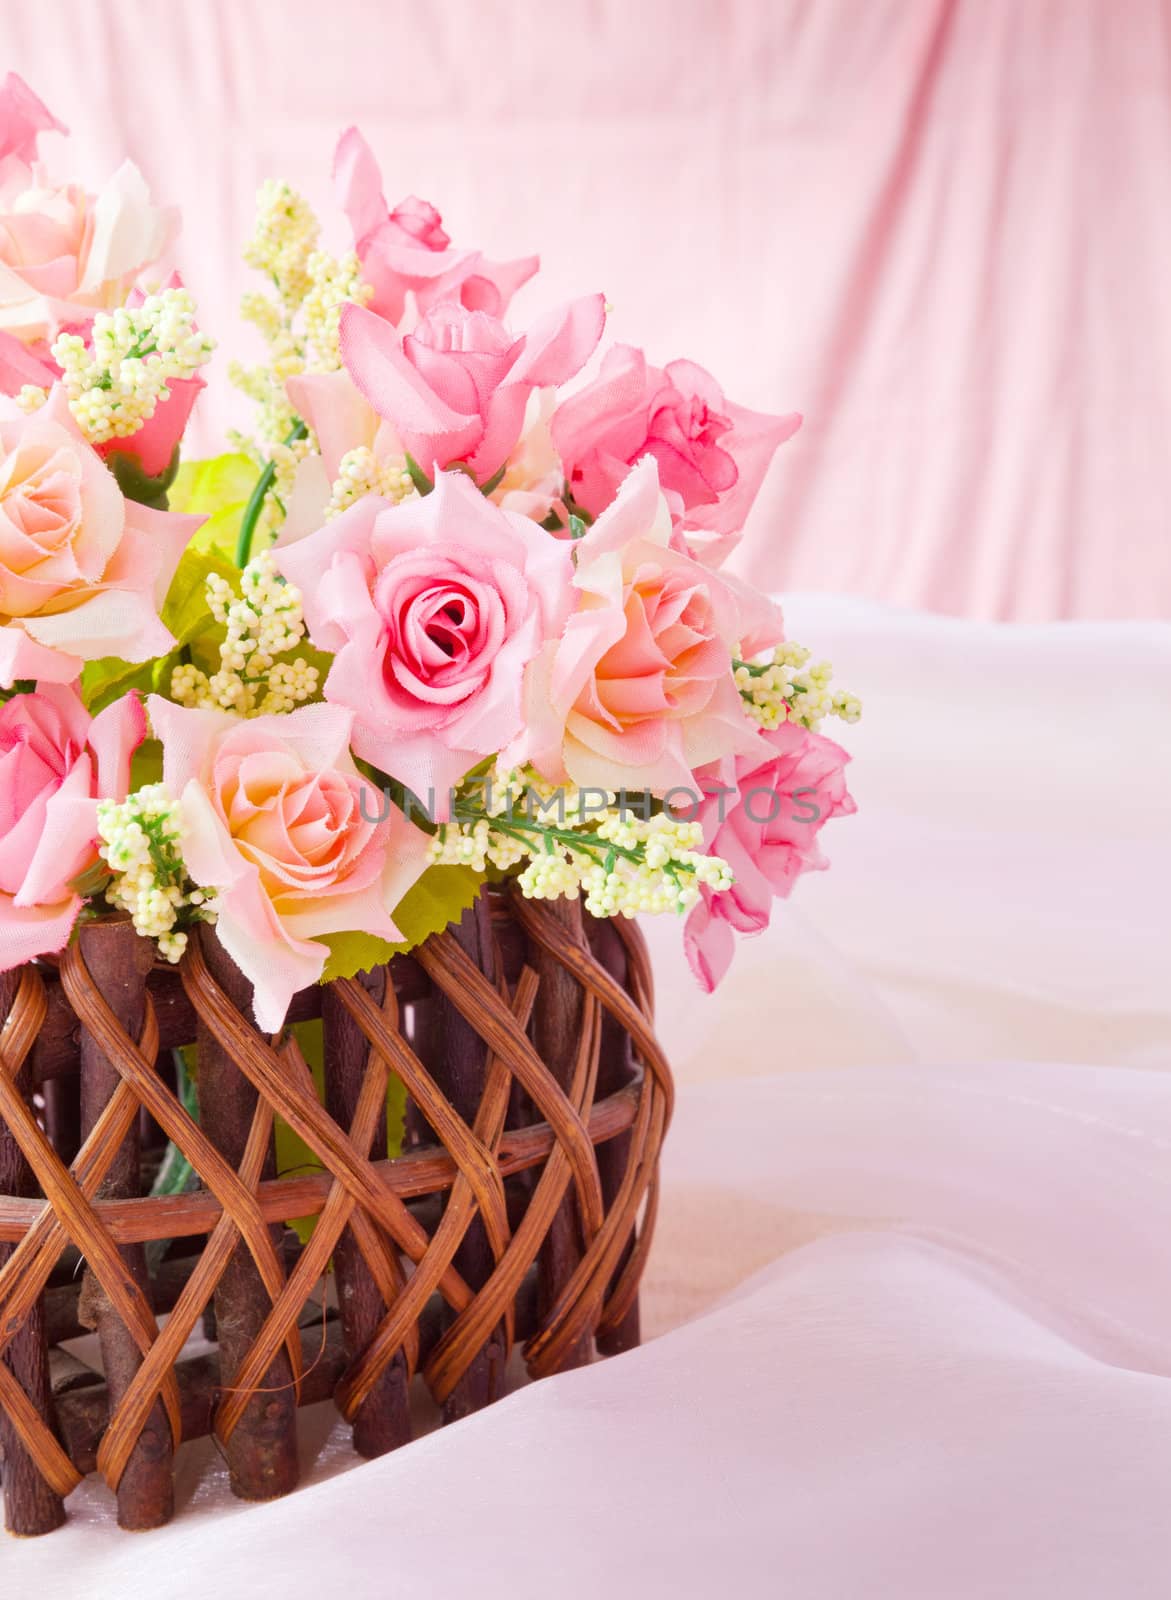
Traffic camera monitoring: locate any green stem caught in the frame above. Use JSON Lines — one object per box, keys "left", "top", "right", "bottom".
{"left": 449, "top": 808, "right": 700, "bottom": 879}
{"left": 235, "top": 421, "right": 307, "bottom": 567}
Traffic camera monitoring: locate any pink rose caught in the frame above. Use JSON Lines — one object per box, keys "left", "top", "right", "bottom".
{"left": 551, "top": 345, "right": 800, "bottom": 565}
{"left": 286, "top": 366, "right": 386, "bottom": 485}
{"left": 96, "top": 373, "right": 203, "bottom": 478}
{"left": 148, "top": 698, "right": 430, "bottom": 1032}
{"left": 0, "top": 75, "right": 175, "bottom": 350}
{"left": 0, "top": 327, "right": 55, "bottom": 393}
{"left": 283, "top": 372, "right": 564, "bottom": 542}
{"left": 0, "top": 272, "right": 203, "bottom": 477}
{"left": 682, "top": 721, "right": 856, "bottom": 992}
{"left": 0, "top": 73, "right": 66, "bottom": 181}
{"left": 92, "top": 275, "right": 204, "bottom": 477}
{"left": 519, "top": 456, "right": 767, "bottom": 794}
{"left": 0, "top": 682, "right": 144, "bottom": 972}
{"left": 0, "top": 388, "right": 199, "bottom": 686}
{"left": 486, "top": 389, "right": 566, "bottom": 522}
{"left": 276, "top": 469, "right": 572, "bottom": 809}
{"left": 334, "top": 127, "right": 538, "bottom": 325}
{"left": 339, "top": 290, "right": 605, "bottom": 484}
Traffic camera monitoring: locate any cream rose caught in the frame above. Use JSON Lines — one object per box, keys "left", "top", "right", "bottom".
{"left": 0, "top": 72, "right": 175, "bottom": 349}
{"left": 0, "top": 388, "right": 197, "bottom": 686}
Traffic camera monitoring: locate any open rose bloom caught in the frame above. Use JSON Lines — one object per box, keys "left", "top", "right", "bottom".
{"left": 148, "top": 698, "right": 430, "bottom": 1031}
{"left": 0, "top": 682, "right": 143, "bottom": 968}
{"left": 518, "top": 456, "right": 766, "bottom": 793}
{"left": 0, "top": 74, "right": 175, "bottom": 354}
{"left": 0, "top": 388, "right": 196, "bottom": 685}
{"left": 0, "top": 97, "right": 856, "bottom": 1023}
{"left": 0, "top": 75, "right": 195, "bottom": 483}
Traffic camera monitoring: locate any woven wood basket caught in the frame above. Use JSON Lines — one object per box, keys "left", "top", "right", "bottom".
{"left": 0, "top": 884, "right": 670, "bottom": 1535}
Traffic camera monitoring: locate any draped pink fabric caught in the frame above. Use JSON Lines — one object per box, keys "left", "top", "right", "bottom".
{"left": 3, "top": 0, "right": 1166, "bottom": 619}
{"left": 3, "top": 598, "right": 1169, "bottom": 1587}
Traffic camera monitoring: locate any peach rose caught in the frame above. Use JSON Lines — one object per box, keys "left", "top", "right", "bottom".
{"left": 0, "top": 75, "right": 175, "bottom": 350}
{"left": 0, "top": 682, "right": 144, "bottom": 971}
{"left": 0, "top": 388, "right": 198, "bottom": 686}
{"left": 149, "top": 698, "right": 430, "bottom": 1031}
{"left": 276, "top": 469, "right": 573, "bottom": 809}
{"left": 519, "top": 456, "right": 769, "bottom": 793}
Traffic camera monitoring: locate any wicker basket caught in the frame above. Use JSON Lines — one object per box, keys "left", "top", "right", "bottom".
{"left": 0, "top": 885, "right": 671, "bottom": 1534}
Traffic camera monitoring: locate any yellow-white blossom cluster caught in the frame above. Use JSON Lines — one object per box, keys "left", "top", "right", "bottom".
{"left": 169, "top": 550, "right": 320, "bottom": 716}
{"left": 270, "top": 431, "right": 317, "bottom": 503}
{"left": 428, "top": 770, "right": 733, "bottom": 918}
{"left": 40, "top": 288, "right": 214, "bottom": 446}
{"left": 302, "top": 249, "right": 368, "bottom": 370}
{"left": 735, "top": 641, "right": 862, "bottom": 732}
{"left": 243, "top": 180, "right": 320, "bottom": 307}
{"left": 326, "top": 446, "right": 418, "bottom": 518}
{"left": 230, "top": 181, "right": 372, "bottom": 477}
{"left": 96, "top": 784, "right": 210, "bottom": 962}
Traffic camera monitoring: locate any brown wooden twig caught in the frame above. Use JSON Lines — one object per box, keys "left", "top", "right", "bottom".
{"left": 194, "top": 926, "right": 299, "bottom": 1502}
{"left": 0, "top": 968, "right": 65, "bottom": 1538}
{"left": 76, "top": 917, "right": 174, "bottom": 1530}
{"left": 321, "top": 967, "right": 411, "bottom": 1457}
{"left": 528, "top": 893, "right": 594, "bottom": 1371}
{"left": 431, "top": 895, "right": 506, "bottom": 1421}
{"left": 0, "top": 899, "right": 667, "bottom": 1530}
{"left": 586, "top": 916, "right": 641, "bottom": 1357}
{"left": 30, "top": 958, "right": 431, "bottom": 1086}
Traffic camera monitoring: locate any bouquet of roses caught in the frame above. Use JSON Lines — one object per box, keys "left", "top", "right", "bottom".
{"left": 0, "top": 73, "right": 858, "bottom": 1034}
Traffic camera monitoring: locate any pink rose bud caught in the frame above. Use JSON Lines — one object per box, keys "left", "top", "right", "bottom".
{"left": 334, "top": 126, "right": 538, "bottom": 325}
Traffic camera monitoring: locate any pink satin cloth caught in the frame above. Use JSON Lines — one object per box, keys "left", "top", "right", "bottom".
{"left": 3, "top": 0, "right": 1168, "bottom": 619}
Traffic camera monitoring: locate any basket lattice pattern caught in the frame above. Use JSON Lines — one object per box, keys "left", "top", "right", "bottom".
{"left": 0, "top": 888, "right": 670, "bottom": 1534}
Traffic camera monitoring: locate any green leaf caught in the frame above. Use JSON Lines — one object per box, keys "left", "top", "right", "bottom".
{"left": 79, "top": 542, "right": 233, "bottom": 714}
{"left": 315, "top": 864, "right": 485, "bottom": 983}
{"left": 316, "top": 930, "right": 399, "bottom": 985}
{"left": 390, "top": 864, "right": 486, "bottom": 949}
{"left": 273, "top": 1017, "right": 327, "bottom": 1244}
{"left": 170, "top": 452, "right": 264, "bottom": 565}
{"left": 192, "top": 503, "right": 249, "bottom": 564}
{"left": 108, "top": 446, "right": 181, "bottom": 510}
{"left": 274, "top": 1011, "right": 407, "bottom": 1246}
{"left": 169, "top": 453, "right": 259, "bottom": 518}
{"left": 161, "top": 543, "right": 236, "bottom": 646}
{"left": 385, "top": 1076, "right": 407, "bottom": 1164}
{"left": 129, "top": 737, "right": 164, "bottom": 789}
{"left": 80, "top": 654, "right": 157, "bottom": 715}
{"left": 69, "top": 860, "right": 112, "bottom": 898}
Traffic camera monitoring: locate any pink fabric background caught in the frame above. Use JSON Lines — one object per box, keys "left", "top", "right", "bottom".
{"left": 3, "top": 0, "right": 1168, "bottom": 619}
